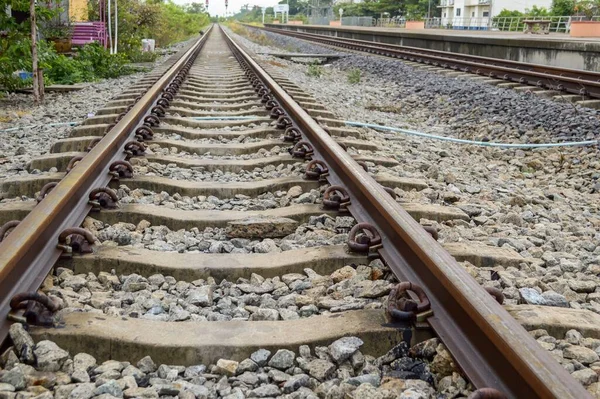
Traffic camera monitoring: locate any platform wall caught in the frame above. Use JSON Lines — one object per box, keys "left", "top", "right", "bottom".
{"left": 265, "top": 24, "right": 600, "bottom": 72}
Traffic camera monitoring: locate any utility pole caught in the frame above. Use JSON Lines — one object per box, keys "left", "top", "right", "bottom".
{"left": 30, "top": 0, "right": 43, "bottom": 104}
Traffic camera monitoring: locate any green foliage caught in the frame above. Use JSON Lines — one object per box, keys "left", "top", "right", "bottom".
{"left": 228, "top": 22, "right": 274, "bottom": 46}
{"left": 0, "top": 0, "right": 208, "bottom": 91}
{"left": 347, "top": 68, "right": 361, "bottom": 84}
{"left": 333, "top": 0, "right": 440, "bottom": 18}
{"left": 88, "top": 0, "right": 210, "bottom": 55}
{"left": 306, "top": 63, "right": 323, "bottom": 78}
{"left": 495, "top": 9, "right": 524, "bottom": 17}
{"left": 42, "top": 42, "right": 133, "bottom": 84}
{"left": 574, "top": 0, "right": 600, "bottom": 17}
{"left": 496, "top": 6, "right": 550, "bottom": 18}
{"left": 552, "top": 0, "right": 576, "bottom": 15}
{"left": 498, "top": 1, "right": 577, "bottom": 17}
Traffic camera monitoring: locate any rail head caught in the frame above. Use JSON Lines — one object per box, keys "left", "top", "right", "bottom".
{"left": 222, "top": 25, "right": 590, "bottom": 399}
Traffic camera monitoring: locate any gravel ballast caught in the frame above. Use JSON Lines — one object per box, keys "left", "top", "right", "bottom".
{"left": 0, "top": 324, "right": 472, "bottom": 399}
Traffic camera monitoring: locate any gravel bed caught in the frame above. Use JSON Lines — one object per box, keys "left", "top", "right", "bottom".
{"left": 116, "top": 184, "right": 322, "bottom": 211}
{"left": 132, "top": 161, "right": 305, "bottom": 183}
{"left": 1, "top": 324, "right": 471, "bottom": 399}
{"left": 162, "top": 121, "right": 272, "bottom": 132}
{"left": 152, "top": 134, "right": 267, "bottom": 144}
{"left": 88, "top": 213, "right": 353, "bottom": 253}
{"left": 0, "top": 40, "right": 194, "bottom": 181}
{"left": 46, "top": 260, "right": 392, "bottom": 322}
{"left": 236, "top": 26, "right": 600, "bottom": 144}
{"left": 145, "top": 145, "right": 290, "bottom": 160}
{"left": 226, "top": 28, "right": 600, "bottom": 393}
{"left": 228, "top": 28, "right": 600, "bottom": 310}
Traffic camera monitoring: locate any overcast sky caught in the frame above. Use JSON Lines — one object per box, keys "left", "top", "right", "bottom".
{"left": 174, "top": 0, "right": 280, "bottom": 18}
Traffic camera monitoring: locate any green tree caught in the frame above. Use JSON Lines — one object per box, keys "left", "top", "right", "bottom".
{"left": 551, "top": 0, "right": 575, "bottom": 15}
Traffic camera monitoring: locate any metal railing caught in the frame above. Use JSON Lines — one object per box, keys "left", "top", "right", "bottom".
{"left": 341, "top": 16, "right": 374, "bottom": 27}
{"left": 304, "top": 14, "right": 600, "bottom": 31}
{"left": 375, "top": 17, "right": 406, "bottom": 28}
{"left": 307, "top": 16, "right": 330, "bottom": 26}
{"left": 491, "top": 15, "right": 599, "bottom": 32}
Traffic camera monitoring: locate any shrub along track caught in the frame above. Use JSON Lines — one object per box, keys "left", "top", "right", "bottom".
{"left": 0, "top": 25, "right": 591, "bottom": 398}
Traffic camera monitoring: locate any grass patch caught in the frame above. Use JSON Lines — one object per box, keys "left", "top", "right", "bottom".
{"left": 228, "top": 22, "right": 274, "bottom": 47}
{"left": 347, "top": 68, "right": 361, "bottom": 84}
{"left": 306, "top": 63, "right": 323, "bottom": 78}
{"left": 283, "top": 44, "right": 300, "bottom": 53}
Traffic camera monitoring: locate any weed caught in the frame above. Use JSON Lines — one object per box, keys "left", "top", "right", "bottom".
{"left": 306, "top": 63, "right": 323, "bottom": 78}
{"left": 228, "top": 22, "right": 274, "bottom": 46}
{"left": 347, "top": 68, "right": 361, "bottom": 84}
{"left": 283, "top": 44, "right": 300, "bottom": 53}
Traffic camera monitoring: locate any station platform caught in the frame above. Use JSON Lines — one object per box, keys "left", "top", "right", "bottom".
{"left": 264, "top": 24, "right": 600, "bottom": 71}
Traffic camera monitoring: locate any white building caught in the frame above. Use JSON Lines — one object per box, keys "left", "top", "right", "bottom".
{"left": 438, "top": 0, "right": 552, "bottom": 29}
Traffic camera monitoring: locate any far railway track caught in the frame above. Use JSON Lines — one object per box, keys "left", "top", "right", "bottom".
{"left": 259, "top": 25, "right": 600, "bottom": 99}
{"left": 0, "top": 24, "right": 592, "bottom": 398}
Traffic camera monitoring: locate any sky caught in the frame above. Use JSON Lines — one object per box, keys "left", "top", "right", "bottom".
{"left": 174, "top": 0, "right": 279, "bottom": 18}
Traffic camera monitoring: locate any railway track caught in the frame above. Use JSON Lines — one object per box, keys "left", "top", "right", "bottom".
{"left": 259, "top": 26, "right": 600, "bottom": 100}
{"left": 0, "top": 24, "right": 592, "bottom": 398}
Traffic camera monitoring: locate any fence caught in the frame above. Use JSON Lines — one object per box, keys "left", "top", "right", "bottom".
{"left": 375, "top": 17, "right": 405, "bottom": 28}
{"left": 426, "top": 15, "right": 599, "bottom": 32}
{"left": 307, "top": 16, "right": 331, "bottom": 26}
{"left": 341, "top": 16, "right": 374, "bottom": 27}
{"left": 304, "top": 14, "right": 600, "bottom": 32}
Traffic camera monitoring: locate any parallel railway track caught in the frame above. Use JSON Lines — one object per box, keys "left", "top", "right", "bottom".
{"left": 260, "top": 26, "right": 600, "bottom": 99}
{"left": 0, "top": 24, "right": 591, "bottom": 398}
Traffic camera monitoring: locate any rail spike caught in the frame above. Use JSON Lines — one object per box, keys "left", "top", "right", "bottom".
{"left": 347, "top": 222, "right": 382, "bottom": 253}
{"left": 86, "top": 138, "right": 103, "bottom": 152}
{"left": 304, "top": 159, "right": 329, "bottom": 180}
{"left": 0, "top": 220, "right": 20, "bottom": 242}
{"left": 291, "top": 141, "right": 314, "bottom": 159}
{"left": 56, "top": 227, "right": 95, "bottom": 257}
{"left": 283, "top": 127, "right": 302, "bottom": 143}
{"left": 124, "top": 141, "right": 146, "bottom": 159}
{"left": 9, "top": 292, "right": 60, "bottom": 327}
{"left": 322, "top": 185, "right": 350, "bottom": 210}
{"left": 36, "top": 182, "right": 58, "bottom": 203}
{"left": 66, "top": 156, "right": 84, "bottom": 173}
{"left": 386, "top": 281, "right": 432, "bottom": 323}
{"left": 88, "top": 187, "right": 119, "bottom": 210}
{"left": 276, "top": 115, "right": 292, "bottom": 130}
{"left": 109, "top": 160, "right": 134, "bottom": 180}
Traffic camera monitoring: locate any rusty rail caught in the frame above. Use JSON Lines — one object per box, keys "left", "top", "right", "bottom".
{"left": 222, "top": 26, "right": 590, "bottom": 398}
{"left": 260, "top": 26, "right": 600, "bottom": 99}
{"left": 0, "top": 26, "right": 213, "bottom": 342}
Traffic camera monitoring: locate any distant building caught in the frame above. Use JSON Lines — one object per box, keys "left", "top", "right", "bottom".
{"left": 438, "top": 0, "right": 552, "bottom": 29}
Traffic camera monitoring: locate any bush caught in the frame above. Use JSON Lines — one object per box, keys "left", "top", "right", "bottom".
{"left": 347, "top": 68, "right": 361, "bottom": 84}
{"left": 43, "top": 43, "right": 134, "bottom": 85}
{"left": 76, "top": 43, "right": 133, "bottom": 79}
{"left": 306, "top": 63, "right": 323, "bottom": 78}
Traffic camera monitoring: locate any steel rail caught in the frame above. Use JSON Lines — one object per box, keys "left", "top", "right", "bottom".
{"left": 222, "top": 26, "right": 591, "bottom": 398}
{"left": 0, "top": 25, "right": 213, "bottom": 343}
{"left": 260, "top": 26, "right": 600, "bottom": 99}
{"left": 262, "top": 26, "right": 600, "bottom": 82}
